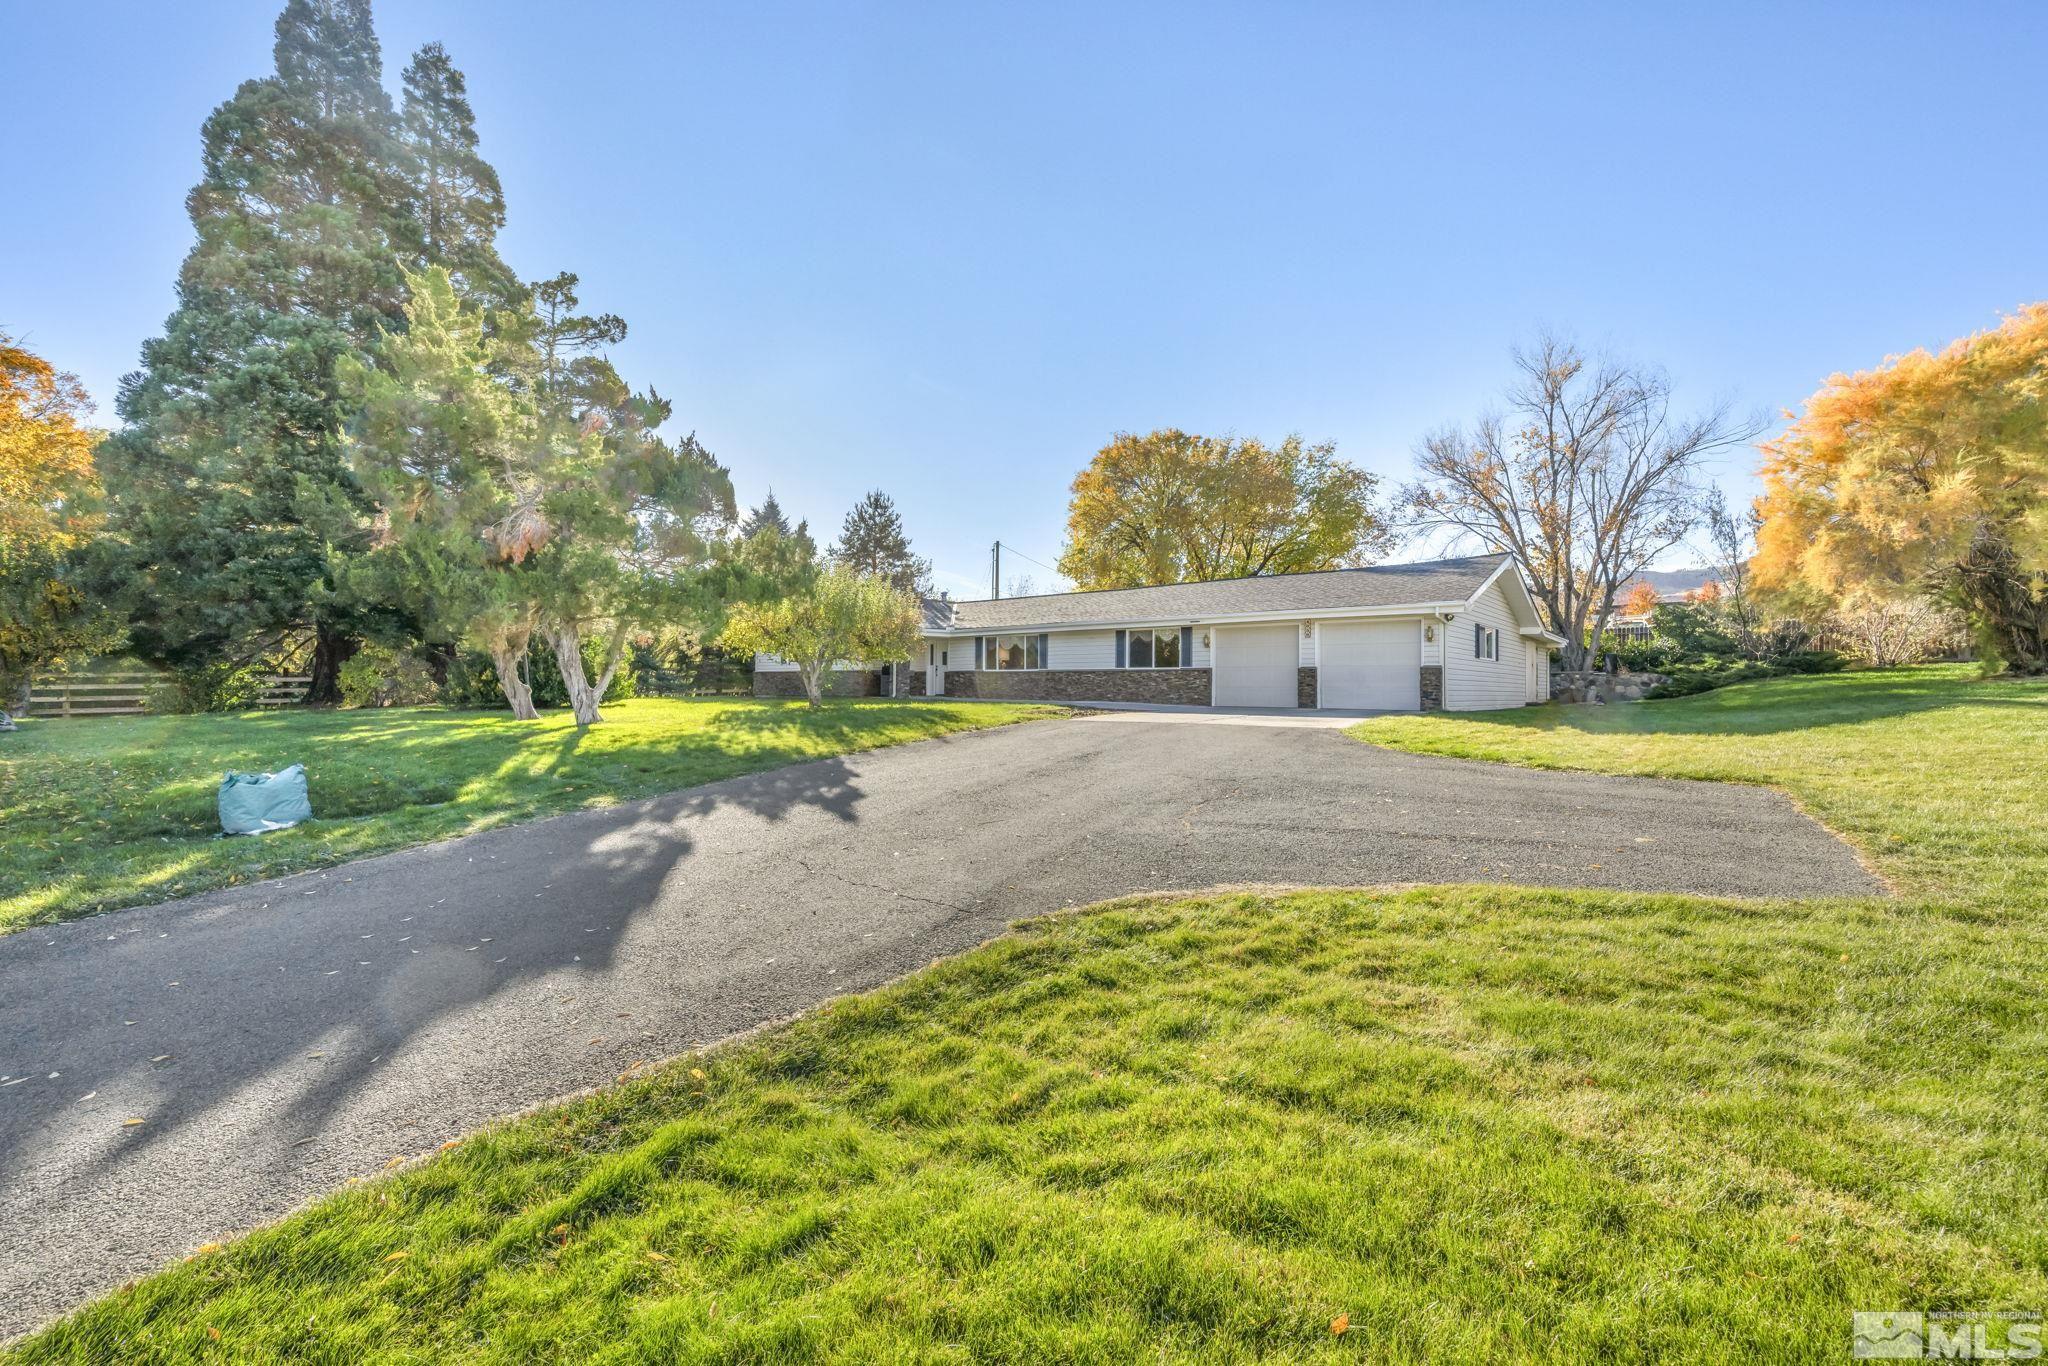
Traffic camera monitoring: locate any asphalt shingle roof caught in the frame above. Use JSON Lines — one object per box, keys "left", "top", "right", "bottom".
{"left": 928, "top": 554, "right": 1510, "bottom": 632}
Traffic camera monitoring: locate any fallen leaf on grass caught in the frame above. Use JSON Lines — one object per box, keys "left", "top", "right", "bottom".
{"left": 645, "top": 1251, "right": 668, "bottom": 1263}
{"left": 439, "top": 1139, "right": 461, "bottom": 1152}
{"left": 1330, "top": 1314, "right": 1349, "bottom": 1336}
{"left": 382, "top": 1251, "right": 410, "bottom": 1263}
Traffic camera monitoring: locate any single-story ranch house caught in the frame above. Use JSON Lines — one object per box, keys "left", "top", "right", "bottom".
{"left": 754, "top": 552, "right": 1565, "bottom": 712}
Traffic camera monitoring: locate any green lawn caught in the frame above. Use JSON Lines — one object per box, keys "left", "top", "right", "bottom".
{"left": 1351, "top": 664, "right": 2048, "bottom": 914}
{"left": 13, "top": 667, "right": 2047, "bottom": 1361}
{"left": 0, "top": 698, "right": 1058, "bottom": 933}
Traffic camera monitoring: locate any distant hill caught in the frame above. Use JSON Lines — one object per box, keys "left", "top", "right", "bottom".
{"left": 1632, "top": 566, "right": 1717, "bottom": 595}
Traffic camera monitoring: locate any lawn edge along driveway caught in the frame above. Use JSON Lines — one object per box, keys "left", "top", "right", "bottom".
{"left": 0, "top": 697, "right": 1065, "bottom": 934}
{"left": 14, "top": 882, "right": 2043, "bottom": 1362}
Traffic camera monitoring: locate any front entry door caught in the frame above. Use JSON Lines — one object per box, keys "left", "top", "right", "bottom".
{"left": 927, "top": 644, "right": 945, "bottom": 696}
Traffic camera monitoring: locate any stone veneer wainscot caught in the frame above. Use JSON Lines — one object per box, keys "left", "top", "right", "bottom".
{"left": 943, "top": 668, "right": 1214, "bottom": 705}
{"left": 753, "top": 669, "right": 880, "bottom": 699}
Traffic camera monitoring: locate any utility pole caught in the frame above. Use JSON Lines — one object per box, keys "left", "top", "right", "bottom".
{"left": 991, "top": 540, "right": 1001, "bottom": 599}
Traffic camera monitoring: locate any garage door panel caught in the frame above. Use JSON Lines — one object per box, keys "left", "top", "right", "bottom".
{"left": 1320, "top": 620, "right": 1420, "bottom": 710}
{"left": 1213, "top": 625, "right": 1297, "bottom": 707}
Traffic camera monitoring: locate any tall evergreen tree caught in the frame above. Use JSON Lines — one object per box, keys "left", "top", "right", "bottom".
{"left": 399, "top": 42, "right": 517, "bottom": 310}
{"left": 94, "top": 0, "right": 420, "bottom": 700}
{"left": 740, "top": 491, "right": 791, "bottom": 541}
{"left": 830, "top": 489, "right": 932, "bottom": 594}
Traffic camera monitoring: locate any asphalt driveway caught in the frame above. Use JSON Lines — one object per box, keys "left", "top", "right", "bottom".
{"left": 0, "top": 712, "right": 1879, "bottom": 1338}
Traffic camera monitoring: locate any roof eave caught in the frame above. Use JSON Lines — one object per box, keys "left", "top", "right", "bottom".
{"left": 927, "top": 599, "right": 1476, "bottom": 635}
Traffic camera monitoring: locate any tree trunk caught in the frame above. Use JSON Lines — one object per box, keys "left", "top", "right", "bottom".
{"left": 542, "top": 621, "right": 606, "bottom": 727}
{"left": 489, "top": 635, "right": 540, "bottom": 720}
{"left": 304, "top": 625, "right": 359, "bottom": 705}
{"left": 422, "top": 641, "right": 458, "bottom": 688}
{"left": 1958, "top": 524, "right": 2048, "bottom": 674}
{"left": 798, "top": 657, "right": 826, "bottom": 708}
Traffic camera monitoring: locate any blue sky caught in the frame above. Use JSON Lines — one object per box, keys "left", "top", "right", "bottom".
{"left": 7, "top": 2, "right": 2044, "bottom": 599}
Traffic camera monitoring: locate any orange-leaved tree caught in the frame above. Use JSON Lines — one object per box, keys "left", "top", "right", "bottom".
{"left": 1754, "top": 305, "right": 2048, "bottom": 673}
{"left": 1618, "top": 581, "right": 1662, "bottom": 618}
{"left": 0, "top": 332, "right": 119, "bottom": 714}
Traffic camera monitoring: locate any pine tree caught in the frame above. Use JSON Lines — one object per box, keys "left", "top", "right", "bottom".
{"left": 94, "top": 0, "right": 421, "bottom": 700}
{"left": 830, "top": 489, "right": 932, "bottom": 594}
{"left": 740, "top": 491, "right": 791, "bottom": 540}
{"left": 399, "top": 42, "right": 517, "bottom": 310}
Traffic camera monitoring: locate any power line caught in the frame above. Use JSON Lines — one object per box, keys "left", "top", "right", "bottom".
{"left": 996, "top": 541, "right": 1062, "bottom": 575}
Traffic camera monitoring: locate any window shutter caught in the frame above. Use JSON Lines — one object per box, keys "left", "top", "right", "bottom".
{"left": 1114, "top": 629, "right": 1126, "bottom": 668}
{"left": 1038, "top": 633, "right": 1049, "bottom": 669}
{"left": 1474, "top": 623, "right": 1484, "bottom": 658}
{"left": 974, "top": 637, "right": 983, "bottom": 670}
{"left": 1180, "top": 625, "right": 1194, "bottom": 667}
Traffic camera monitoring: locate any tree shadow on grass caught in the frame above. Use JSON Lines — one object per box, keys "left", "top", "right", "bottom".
{"left": 0, "top": 749, "right": 867, "bottom": 1290}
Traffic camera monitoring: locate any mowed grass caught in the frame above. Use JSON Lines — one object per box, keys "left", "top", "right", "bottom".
{"left": 0, "top": 698, "right": 1057, "bottom": 933}
{"left": 1351, "top": 665, "right": 2048, "bottom": 913}
{"left": 14, "top": 665, "right": 2048, "bottom": 1360}
{"left": 16, "top": 885, "right": 2044, "bottom": 1362}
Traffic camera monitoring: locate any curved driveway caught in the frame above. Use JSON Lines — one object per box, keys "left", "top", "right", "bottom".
{"left": 0, "top": 712, "right": 1878, "bottom": 1337}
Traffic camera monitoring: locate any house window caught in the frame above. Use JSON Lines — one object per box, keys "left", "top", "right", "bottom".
{"left": 1473, "top": 625, "right": 1500, "bottom": 661}
{"left": 990, "top": 634, "right": 1041, "bottom": 669}
{"left": 1125, "top": 627, "right": 1180, "bottom": 668}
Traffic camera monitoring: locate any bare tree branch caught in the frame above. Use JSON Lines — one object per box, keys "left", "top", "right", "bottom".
{"left": 1406, "top": 332, "right": 1764, "bottom": 670}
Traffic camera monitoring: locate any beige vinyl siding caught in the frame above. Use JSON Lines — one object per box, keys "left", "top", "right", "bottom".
{"left": 1047, "top": 629, "right": 1116, "bottom": 670}
{"left": 1536, "top": 645, "right": 1551, "bottom": 702}
{"left": 919, "top": 638, "right": 964, "bottom": 671}
{"left": 1445, "top": 579, "right": 1528, "bottom": 711}
{"left": 759, "top": 652, "right": 881, "bottom": 673}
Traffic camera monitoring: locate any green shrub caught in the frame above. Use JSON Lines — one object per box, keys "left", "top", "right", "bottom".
{"left": 338, "top": 646, "right": 441, "bottom": 708}
{"left": 1773, "top": 649, "right": 1847, "bottom": 675}
{"left": 1646, "top": 661, "right": 1781, "bottom": 700}
{"left": 147, "top": 662, "right": 269, "bottom": 714}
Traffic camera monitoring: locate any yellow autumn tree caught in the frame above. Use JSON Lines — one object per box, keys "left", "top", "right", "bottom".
{"left": 0, "top": 333, "right": 98, "bottom": 552}
{"left": 1754, "top": 305, "right": 2048, "bottom": 673}
{"left": 1057, "top": 429, "right": 1392, "bottom": 590}
{"left": 1, "top": 332, "right": 118, "bottom": 714}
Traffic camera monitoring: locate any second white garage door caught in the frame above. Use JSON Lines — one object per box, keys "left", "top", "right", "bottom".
{"left": 1318, "top": 619, "right": 1421, "bottom": 710}
{"left": 1212, "top": 624, "right": 1299, "bottom": 707}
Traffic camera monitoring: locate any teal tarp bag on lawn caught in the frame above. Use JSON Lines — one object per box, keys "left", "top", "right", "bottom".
{"left": 218, "top": 764, "right": 313, "bottom": 835}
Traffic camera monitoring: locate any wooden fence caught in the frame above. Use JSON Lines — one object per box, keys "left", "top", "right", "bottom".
{"left": 25, "top": 667, "right": 312, "bottom": 718}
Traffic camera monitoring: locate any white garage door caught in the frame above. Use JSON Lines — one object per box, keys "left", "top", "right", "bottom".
{"left": 1319, "top": 619, "right": 1421, "bottom": 710}
{"left": 1213, "top": 624, "right": 1298, "bottom": 707}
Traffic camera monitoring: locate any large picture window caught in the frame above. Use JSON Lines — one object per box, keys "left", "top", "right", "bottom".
{"left": 989, "top": 634, "right": 1042, "bottom": 669}
{"left": 1125, "top": 627, "right": 1180, "bottom": 668}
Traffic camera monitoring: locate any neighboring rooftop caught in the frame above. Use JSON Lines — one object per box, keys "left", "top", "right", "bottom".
{"left": 926, "top": 554, "right": 1511, "bottom": 632}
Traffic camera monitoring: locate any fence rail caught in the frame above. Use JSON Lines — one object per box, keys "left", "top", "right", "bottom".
{"left": 25, "top": 670, "right": 312, "bottom": 718}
